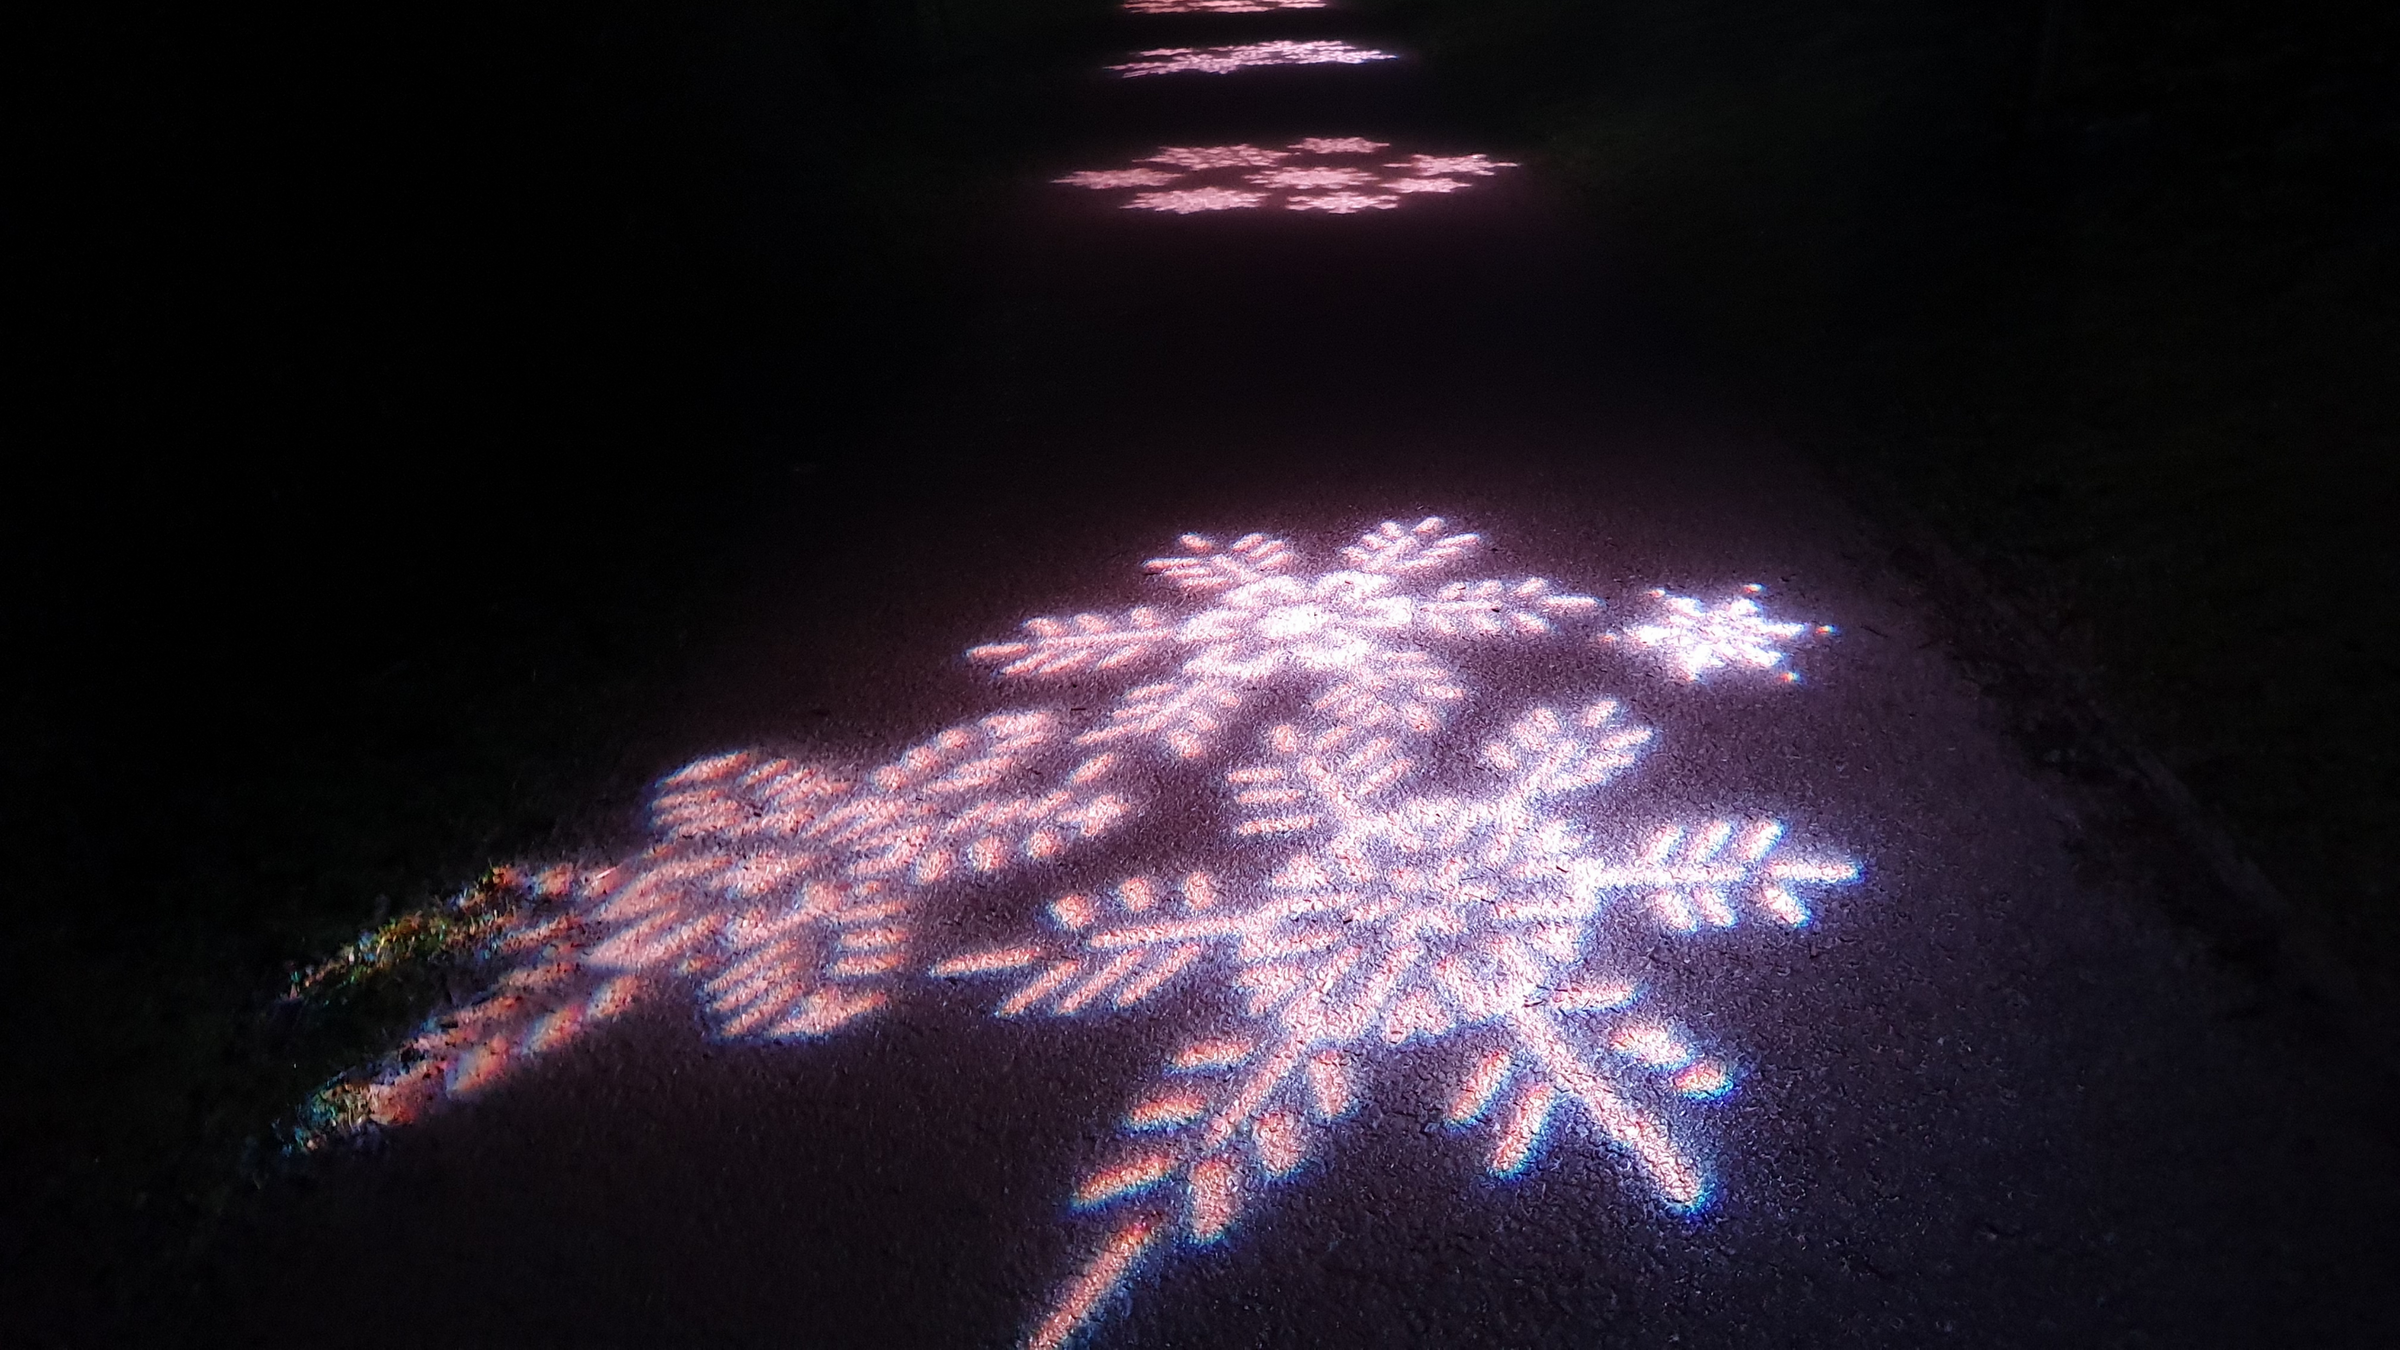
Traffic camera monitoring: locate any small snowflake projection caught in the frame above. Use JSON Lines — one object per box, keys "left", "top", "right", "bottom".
{"left": 1126, "top": 188, "right": 1267, "bottom": 214}
{"left": 1287, "top": 192, "right": 1398, "bottom": 213}
{"left": 1109, "top": 40, "right": 1398, "bottom": 78}
{"left": 317, "top": 714, "right": 1140, "bottom": 1134}
{"left": 1245, "top": 165, "right": 1380, "bottom": 191}
{"left": 1122, "top": 0, "right": 1325, "bottom": 11}
{"left": 1146, "top": 144, "right": 1291, "bottom": 170}
{"left": 1064, "top": 142, "right": 1519, "bottom": 215}
{"left": 1614, "top": 584, "right": 1836, "bottom": 682}
{"left": 1388, "top": 153, "right": 1518, "bottom": 177}
{"left": 936, "top": 704, "right": 1861, "bottom": 1350}
{"left": 1289, "top": 137, "right": 1389, "bottom": 155}
{"left": 968, "top": 518, "right": 1601, "bottom": 759}
{"left": 1056, "top": 169, "right": 1183, "bottom": 190}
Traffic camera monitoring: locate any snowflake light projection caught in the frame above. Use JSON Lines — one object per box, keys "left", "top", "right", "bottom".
{"left": 1109, "top": 41, "right": 1398, "bottom": 78}
{"left": 1613, "top": 584, "right": 1839, "bottom": 683}
{"left": 1121, "top": 0, "right": 1326, "bottom": 12}
{"left": 306, "top": 518, "right": 1853, "bottom": 1350}
{"left": 1058, "top": 140, "right": 1520, "bottom": 215}
{"left": 967, "top": 518, "right": 1603, "bottom": 758}
{"left": 936, "top": 700, "right": 1859, "bottom": 1349}
{"left": 316, "top": 713, "right": 1141, "bottom": 1134}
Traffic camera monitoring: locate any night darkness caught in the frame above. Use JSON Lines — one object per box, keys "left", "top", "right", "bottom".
{"left": 6, "top": 0, "right": 2397, "bottom": 1345}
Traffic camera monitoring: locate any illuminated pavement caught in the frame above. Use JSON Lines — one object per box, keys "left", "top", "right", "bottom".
{"left": 224, "top": 4, "right": 2400, "bottom": 1347}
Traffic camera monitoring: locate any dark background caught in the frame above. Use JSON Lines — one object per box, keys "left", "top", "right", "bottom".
{"left": 5, "top": 0, "right": 2394, "bottom": 1339}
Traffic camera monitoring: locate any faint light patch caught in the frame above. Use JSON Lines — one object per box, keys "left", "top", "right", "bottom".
{"left": 1064, "top": 142, "right": 1519, "bottom": 216}
{"left": 1612, "top": 583, "right": 1836, "bottom": 682}
{"left": 1110, "top": 40, "right": 1399, "bottom": 78}
{"left": 1057, "top": 168, "right": 1183, "bottom": 189}
{"left": 1127, "top": 187, "right": 1268, "bottom": 214}
{"left": 1122, "top": 0, "right": 1326, "bottom": 10}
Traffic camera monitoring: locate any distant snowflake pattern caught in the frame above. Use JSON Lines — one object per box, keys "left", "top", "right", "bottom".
{"left": 1122, "top": 0, "right": 1325, "bottom": 11}
{"left": 1059, "top": 140, "right": 1520, "bottom": 214}
{"left": 1126, "top": 188, "right": 1268, "bottom": 214}
{"left": 1109, "top": 40, "right": 1398, "bottom": 78}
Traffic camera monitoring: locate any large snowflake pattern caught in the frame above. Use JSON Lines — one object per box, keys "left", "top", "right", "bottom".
{"left": 936, "top": 700, "right": 1858, "bottom": 1348}
{"left": 314, "top": 519, "right": 1854, "bottom": 1350}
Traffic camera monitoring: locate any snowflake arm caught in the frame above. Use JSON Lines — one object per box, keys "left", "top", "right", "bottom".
{"left": 1418, "top": 577, "right": 1601, "bottom": 636}
{"left": 1142, "top": 531, "right": 1298, "bottom": 594}
{"left": 1073, "top": 676, "right": 1249, "bottom": 760}
{"left": 970, "top": 608, "right": 1181, "bottom": 677}
{"left": 1339, "top": 516, "right": 1483, "bottom": 574}
{"left": 1554, "top": 819, "right": 1861, "bottom": 930}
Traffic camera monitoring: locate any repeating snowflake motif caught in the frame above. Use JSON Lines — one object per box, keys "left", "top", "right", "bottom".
{"left": 968, "top": 518, "right": 1601, "bottom": 758}
{"left": 937, "top": 703, "right": 1860, "bottom": 1349}
{"left": 1058, "top": 141, "right": 1521, "bottom": 214}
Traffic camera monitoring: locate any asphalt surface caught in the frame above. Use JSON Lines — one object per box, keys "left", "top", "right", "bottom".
{"left": 219, "top": 7, "right": 2400, "bottom": 1347}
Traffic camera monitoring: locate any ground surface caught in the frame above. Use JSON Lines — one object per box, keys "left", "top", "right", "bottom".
{"left": 171, "top": 6, "right": 2400, "bottom": 1348}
